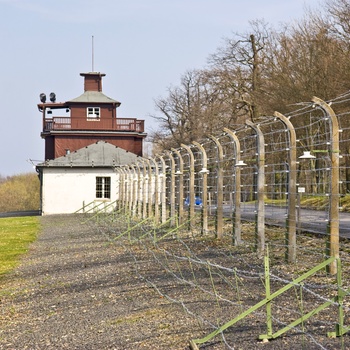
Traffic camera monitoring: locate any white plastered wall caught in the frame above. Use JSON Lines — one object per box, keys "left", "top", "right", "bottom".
{"left": 41, "top": 167, "right": 119, "bottom": 215}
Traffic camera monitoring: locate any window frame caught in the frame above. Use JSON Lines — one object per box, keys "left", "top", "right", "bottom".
{"left": 87, "top": 107, "right": 101, "bottom": 121}
{"left": 96, "top": 176, "right": 111, "bottom": 199}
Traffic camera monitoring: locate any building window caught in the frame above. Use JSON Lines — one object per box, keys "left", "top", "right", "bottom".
{"left": 87, "top": 107, "right": 100, "bottom": 120}
{"left": 96, "top": 177, "right": 111, "bottom": 199}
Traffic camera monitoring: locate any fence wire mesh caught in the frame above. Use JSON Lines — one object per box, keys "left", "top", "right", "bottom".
{"left": 83, "top": 94, "right": 350, "bottom": 349}
{"left": 83, "top": 210, "right": 350, "bottom": 349}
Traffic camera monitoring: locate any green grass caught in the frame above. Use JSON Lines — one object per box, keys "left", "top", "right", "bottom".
{"left": 0, "top": 216, "right": 40, "bottom": 278}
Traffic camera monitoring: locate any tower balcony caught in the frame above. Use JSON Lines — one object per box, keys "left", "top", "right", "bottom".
{"left": 42, "top": 117, "right": 145, "bottom": 133}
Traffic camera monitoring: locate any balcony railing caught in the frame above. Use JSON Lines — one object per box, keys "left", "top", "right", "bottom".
{"left": 43, "top": 117, "right": 145, "bottom": 133}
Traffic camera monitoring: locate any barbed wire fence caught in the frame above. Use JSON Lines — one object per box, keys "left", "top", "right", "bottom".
{"left": 84, "top": 95, "right": 350, "bottom": 349}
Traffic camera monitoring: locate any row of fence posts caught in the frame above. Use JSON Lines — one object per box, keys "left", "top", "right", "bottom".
{"left": 115, "top": 96, "right": 340, "bottom": 274}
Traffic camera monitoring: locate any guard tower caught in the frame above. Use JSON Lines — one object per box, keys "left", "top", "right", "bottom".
{"left": 38, "top": 72, "right": 146, "bottom": 160}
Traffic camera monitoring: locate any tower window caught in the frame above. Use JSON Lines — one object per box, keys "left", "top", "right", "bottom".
{"left": 87, "top": 107, "right": 100, "bottom": 120}
{"left": 96, "top": 177, "right": 111, "bottom": 199}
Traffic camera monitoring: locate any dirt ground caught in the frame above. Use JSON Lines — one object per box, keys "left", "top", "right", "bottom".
{"left": 0, "top": 214, "right": 349, "bottom": 349}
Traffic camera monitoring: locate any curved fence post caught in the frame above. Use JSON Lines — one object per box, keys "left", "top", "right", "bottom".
{"left": 139, "top": 159, "right": 148, "bottom": 219}
{"left": 181, "top": 144, "right": 195, "bottom": 230}
{"left": 149, "top": 157, "right": 159, "bottom": 224}
{"left": 208, "top": 135, "right": 224, "bottom": 239}
{"left": 115, "top": 167, "right": 122, "bottom": 211}
{"left": 171, "top": 148, "right": 184, "bottom": 225}
{"left": 145, "top": 159, "right": 153, "bottom": 219}
{"left": 246, "top": 119, "right": 266, "bottom": 256}
{"left": 312, "top": 96, "right": 340, "bottom": 274}
{"left": 130, "top": 165, "right": 138, "bottom": 216}
{"left": 119, "top": 167, "right": 127, "bottom": 213}
{"left": 134, "top": 162, "right": 142, "bottom": 218}
{"left": 157, "top": 155, "right": 167, "bottom": 224}
{"left": 126, "top": 166, "right": 133, "bottom": 214}
{"left": 274, "top": 111, "right": 297, "bottom": 263}
{"left": 166, "top": 151, "right": 176, "bottom": 226}
{"left": 223, "top": 128, "right": 245, "bottom": 245}
{"left": 193, "top": 141, "right": 209, "bottom": 234}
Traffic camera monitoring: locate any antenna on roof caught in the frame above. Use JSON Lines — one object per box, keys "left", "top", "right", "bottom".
{"left": 92, "top": 35, "right": 94, "bottom": 72}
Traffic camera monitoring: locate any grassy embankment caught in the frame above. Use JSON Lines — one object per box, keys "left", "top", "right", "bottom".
{"left": 0, "top": 216, "right": 40, "bottom": 279}
{"left": 266, "top": 194, "right": 350, "bottom": 211}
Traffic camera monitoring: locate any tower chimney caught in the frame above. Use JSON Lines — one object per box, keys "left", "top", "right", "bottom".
{"left": 80, "top": 72, "right": 106, "bottom": 92}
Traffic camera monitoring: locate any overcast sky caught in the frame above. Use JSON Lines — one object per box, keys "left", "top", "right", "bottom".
{"left": 0, "top": 0, "right": 321, "bottom": 176}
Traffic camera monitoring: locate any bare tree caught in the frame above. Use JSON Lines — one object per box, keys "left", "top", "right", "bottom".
{"left": 150, "top": 3, "right": 350, "bottom": 157}
{"left": 150, "top": 69, "right": 235, "bottom": 151}
{"left": 265, "top": 17, "right": 350, "bottom": 111}
{"left": 208, "top": 20, "right": 271, "bottom": 121}
{"left": 326, "top": 0, "right": 350, "bottom": 41}
{"left": 150, "top": 70, "right": 204, "bottom": 150}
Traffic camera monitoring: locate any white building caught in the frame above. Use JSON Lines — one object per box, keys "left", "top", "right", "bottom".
{"left": 36, "top": 141, "right": 141, "bottom": 215}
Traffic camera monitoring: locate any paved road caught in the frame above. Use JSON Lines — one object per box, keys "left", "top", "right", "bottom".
{"left": 229, "top": 204, "right": 350, "bottom": 238}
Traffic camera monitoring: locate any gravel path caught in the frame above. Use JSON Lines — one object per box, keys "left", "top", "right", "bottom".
{"left": 0, "top": 215, "right": 197, "bottom": 350}
{"left": 1, "top": 214, "right": 348, "bottom": 350}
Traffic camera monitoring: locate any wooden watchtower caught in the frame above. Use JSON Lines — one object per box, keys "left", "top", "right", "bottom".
{"left": 38, "top": 72, "right": 147, "bottom": 160}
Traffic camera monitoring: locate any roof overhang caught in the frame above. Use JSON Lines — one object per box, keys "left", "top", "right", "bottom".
{"left": 38, "top": 102, "right": 68, "bottom": 112}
